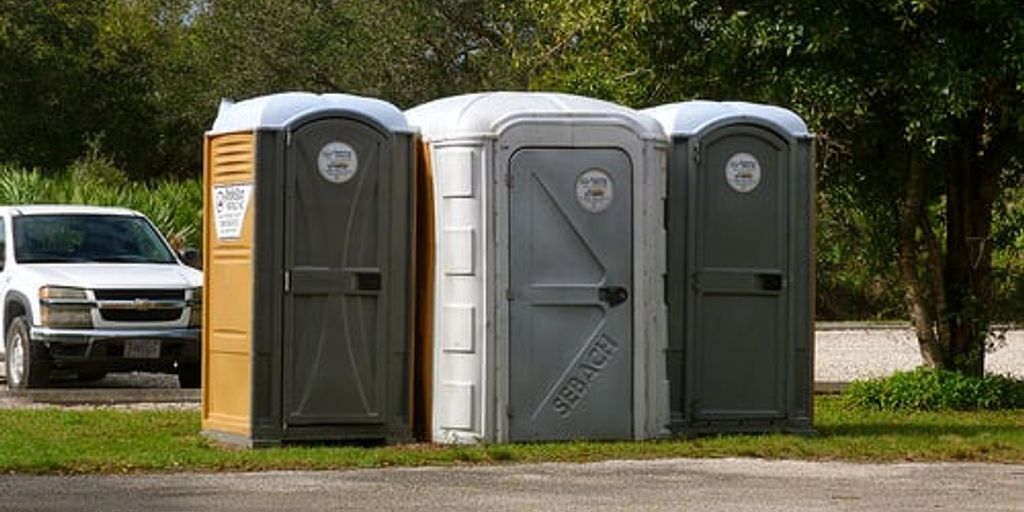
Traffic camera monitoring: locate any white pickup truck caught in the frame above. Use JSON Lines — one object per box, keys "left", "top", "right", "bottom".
{"left": 0, "top": 205, "right": 202, "bottom": 389}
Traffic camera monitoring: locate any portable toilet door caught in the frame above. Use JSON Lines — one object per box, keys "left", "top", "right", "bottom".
{"left": 202, "top": 92, "right": 416, "bottom": 447}
{"left": 407, "top": 92, "right": 668, "bottom": 444}
{"left": 644, "top": 100, "right": 814, "bottom": 434}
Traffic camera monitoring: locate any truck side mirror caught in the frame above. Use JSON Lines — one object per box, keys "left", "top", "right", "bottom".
{"left": 179, "top": 248, "right": 201, "bottom": 269}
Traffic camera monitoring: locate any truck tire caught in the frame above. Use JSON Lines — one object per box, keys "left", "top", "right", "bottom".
{"left": 177, "top": 362, "right": 200, "bottom": 389}
{"left": 5, "top": 316, "right": 51, "bottom": 389}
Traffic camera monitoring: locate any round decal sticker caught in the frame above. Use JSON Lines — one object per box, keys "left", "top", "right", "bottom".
{"left": 576, "top": 169, "right": 614, "bottom": 213}
{"left": 317, "top": 142, "right": 359, "bottom": 183}
{"left": 725, "top": 152, "right": 761, "bottom": 193}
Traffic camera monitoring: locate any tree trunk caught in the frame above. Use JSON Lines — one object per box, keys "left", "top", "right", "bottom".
{"left": 898, "top": 150, "right": 947, "bottom": 367}
{"left": 901, "top": 115, "right": 1013, "bottom": 376}
{"left": 943, "top": 120, "right": 1000, "bottom": 377}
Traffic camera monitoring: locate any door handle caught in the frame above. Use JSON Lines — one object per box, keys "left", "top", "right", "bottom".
{"left": 598, "top": 286, "right": 629, "bottom": 307}
{"left": 354, "top": 272, "right": 382, "bottom": 291}
{"left": 757, "top": 273, "right": 784, "bottom": 291}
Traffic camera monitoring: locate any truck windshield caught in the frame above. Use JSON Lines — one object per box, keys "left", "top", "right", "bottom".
{"left": 13, "top": 214, "right": 177, "bottom": 264}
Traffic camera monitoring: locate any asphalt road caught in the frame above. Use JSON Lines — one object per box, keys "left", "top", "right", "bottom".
{"left": 1, "top": 458, "right": 1021, "bottom": 512}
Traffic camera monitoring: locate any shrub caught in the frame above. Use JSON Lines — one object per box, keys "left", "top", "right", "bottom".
{"left": 0, "top": 166, "right": 202, "bottom": 250}
{"left": 844, "top": 367, "right": 1024, "bottom": 411}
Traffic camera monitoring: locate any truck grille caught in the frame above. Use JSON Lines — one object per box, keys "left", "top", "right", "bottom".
{"left": 100, "top": 309, "right": 184, "bottom": 322}
{"left": 94, "top": 289, "right": 185, "bottom": 301}
{"left": 95, "top": 289, "right": 186, "bottom": 323}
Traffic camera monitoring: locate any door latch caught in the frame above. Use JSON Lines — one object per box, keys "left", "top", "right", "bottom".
{"left": 757, "top": 273, "right": 784, "bottom": 291}
{"left": 598, "top": 286, "right": 629, "bottom": 307}
{"left": 355, "top": 272, "right": 382, "bottom": 291}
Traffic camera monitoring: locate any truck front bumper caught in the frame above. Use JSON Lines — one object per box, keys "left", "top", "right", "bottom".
{"left": 30, "top": 327, "right": 200, "bottom": 370}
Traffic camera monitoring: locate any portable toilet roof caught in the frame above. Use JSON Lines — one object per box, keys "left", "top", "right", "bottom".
{"left": 408, "top": 91, "right": 668, "bottom": 444}
{"left": 209, "top": 91, "right": 413, "bottom": 135}
{"left": 409, "top": 91, "right": 664, "bottom": 141}
{"left": 644, "top": 100, "right": 812, "bottom": 139}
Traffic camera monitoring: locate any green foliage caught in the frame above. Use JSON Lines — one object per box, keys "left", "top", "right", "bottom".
{"left": 514, "top": 0, "right": 657, "bottom": 104}
{"left": 816, "top": 184, "right": 904, "bottom": 320}
{"left": 0, "top": 0, "right": 197, "bottom": 178}
{"left": 990, "top": 174, "right": 1024, "bottom": 321}
{"left": 184, "top": 0, "right": 524, "bottom": 112}
{"left": 817, "top": 167, "right": 1024, "bottom": 321}
{"left": 844, "top": 368, "right": 1024, "bottom": 411}
{"left": 0, "top": 0, "right": 530, "bottom": 178}
{"left": 0, "top": 0, "right": 1022, "bottom": 329}
{"left": 525, "top": 0, "right": 1024, "bottom": 357}
{"left": 0, "top": 165, "right": 201, "bottom": 250}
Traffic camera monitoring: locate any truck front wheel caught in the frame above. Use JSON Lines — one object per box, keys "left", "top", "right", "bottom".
{"left": 177, "top": 362, "right": 200, "bottom": 389}
{"left": 5, "top": 316, "right": 51, "bottom": 389}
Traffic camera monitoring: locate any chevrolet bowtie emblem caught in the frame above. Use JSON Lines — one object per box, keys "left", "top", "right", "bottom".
{"left": 133, "top": 299, "right": 154, "bottom": 311}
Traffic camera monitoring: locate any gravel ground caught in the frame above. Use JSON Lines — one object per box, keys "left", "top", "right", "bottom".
{"left": 0, "top": 398, "right": 198, "bottom": 411}
{"left": 815, "top": 327, "right": 1024, "bottom": 381}
{"left": 0, "top": 369, "right": 180, "bottom": 389}
{"left": 0, "top": 368, "right": 190, "bottom": 409}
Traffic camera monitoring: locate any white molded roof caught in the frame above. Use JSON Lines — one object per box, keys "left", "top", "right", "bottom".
{"left": 209, "top": 92, "right": 412, "bottom": 135}
{"left": 406, "top": 91, "right": 664, "bottom": 141}
{"left": 0, "top": 204, "right": 143, "bottom": 217}
{"left": 644, "top": 100, "right": 811, "bottom": 138}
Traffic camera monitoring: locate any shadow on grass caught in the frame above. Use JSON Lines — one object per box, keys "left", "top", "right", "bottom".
{"left": 818, "top": 423, "right": 1024, "bottom": 438}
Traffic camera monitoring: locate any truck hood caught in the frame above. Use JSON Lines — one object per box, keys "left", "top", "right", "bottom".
{"left": 18, "top": 263, "right": 203, "bottom": 290}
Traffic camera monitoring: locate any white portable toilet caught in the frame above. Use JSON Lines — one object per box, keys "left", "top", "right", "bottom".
{"left": 407, "top": 92, "right": 668, "bottom": 443}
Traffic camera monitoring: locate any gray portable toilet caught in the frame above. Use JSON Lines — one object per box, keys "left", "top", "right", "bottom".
{"left": 644, "top": 100, "right": 814, "bottom": 434}
{"left": 408, "top": 92, "right": 668, "bottom": 444}
{"left": 202, "top": 92, "right": 415, "bottom": 446}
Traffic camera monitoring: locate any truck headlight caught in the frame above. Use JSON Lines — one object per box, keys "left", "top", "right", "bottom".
{"left": 187, "top": 287, "right": 202, "bottom": 328}
{"left": 39, "top": 286, "right": 94, "bottom": 329}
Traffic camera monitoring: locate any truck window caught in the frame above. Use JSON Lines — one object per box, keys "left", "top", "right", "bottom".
{"left": 13, "top": 214, "right": 176, "bottom": 264}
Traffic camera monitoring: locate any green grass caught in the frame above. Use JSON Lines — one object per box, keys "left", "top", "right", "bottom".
{"left": 0, "top": 398, "right": 1022, "bottom": 474}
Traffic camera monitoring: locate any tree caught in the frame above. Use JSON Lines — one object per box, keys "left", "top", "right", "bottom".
{"left": 181, "top": 0, "right": 524, "bottom": 110}
{"left": 0, "top": 0, "right": 196, "bottom": 178}
{"left": 523, "top": 0, "right": 1024, "bottom": 375}
{"left": 1, "top": 1, "right": 526, "bottom": 176}
{"left": 0, "top": 0, "right": 109, "bottom": 172}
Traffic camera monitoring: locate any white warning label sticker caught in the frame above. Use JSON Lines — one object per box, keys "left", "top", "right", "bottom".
{"left": 725, "top": 152, "right": 761, "bottom": 193}
{"left": 317, "top": 141, "right": 359, "bottom": 183}
{"left": 213, "top": 182, "right": 254, "bottom": 240}
{"left": 576, "top": 168, "right": 614, "bottom": 213}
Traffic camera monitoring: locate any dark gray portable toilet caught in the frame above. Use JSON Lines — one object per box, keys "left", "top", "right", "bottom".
{"left": 202, "top": 92, "right": 415, "bottom": 446}
{"left": 644, "top": 101, "right": 814, "bottom": 434}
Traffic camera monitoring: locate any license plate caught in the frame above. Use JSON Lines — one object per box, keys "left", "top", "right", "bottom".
{"left": 124, "top": 339, "right": 161, "bottom": 359}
